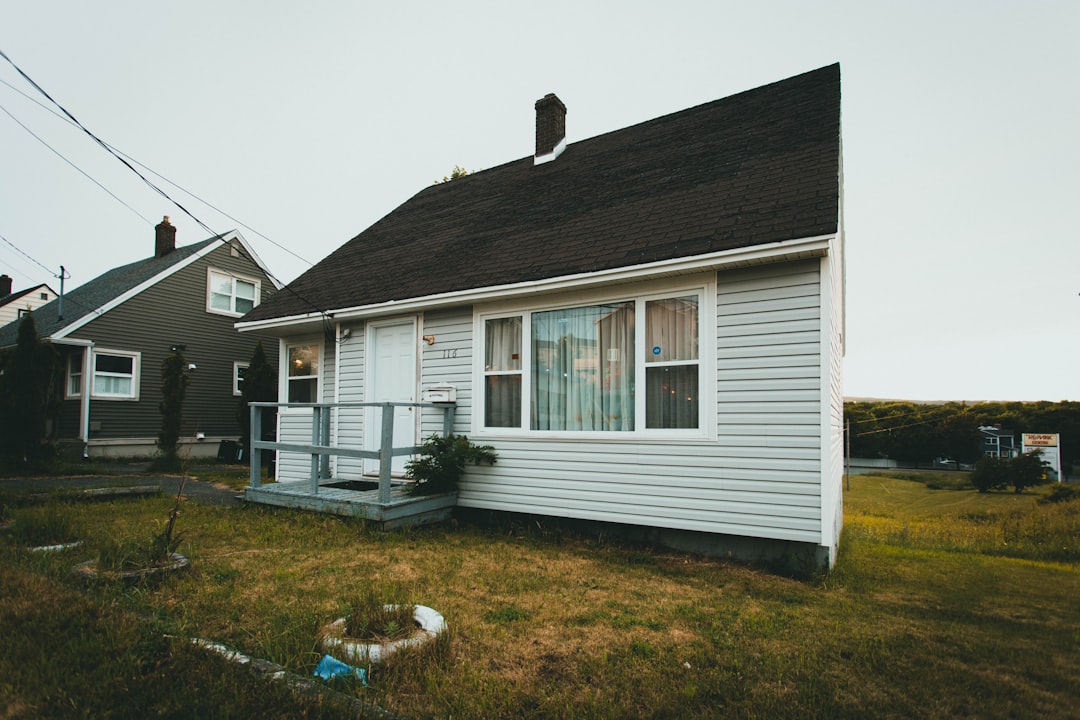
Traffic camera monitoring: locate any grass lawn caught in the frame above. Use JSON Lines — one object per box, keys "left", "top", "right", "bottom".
{"left": 1, "top": 472, "right": 1078, "bottom": 718}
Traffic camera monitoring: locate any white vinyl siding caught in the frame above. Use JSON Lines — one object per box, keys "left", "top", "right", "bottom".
{"left": 420, "top": 308, "right": 473, "bottom": 437}
{"left": 457, "top": 261, "right": 824, "bottom": 545}
{"left": 269, "top": 261, "right": 837, "bottom": 552}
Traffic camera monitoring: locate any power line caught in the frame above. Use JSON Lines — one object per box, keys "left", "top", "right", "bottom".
{"left": 0, "top": 75, "right": 311, "bottom": 266}
{"left": 0, "top": 101, "right": 152, "bottom": 225}
{"left": 0, "top": 46, "right": 329, "bottom": 319}
{"left": 0, "top": 231, "right": 56, "bottom": 276}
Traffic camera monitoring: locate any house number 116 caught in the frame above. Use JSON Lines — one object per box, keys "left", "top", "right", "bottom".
{"left": 441, "top": 349, "right": 459, "bottom": 359}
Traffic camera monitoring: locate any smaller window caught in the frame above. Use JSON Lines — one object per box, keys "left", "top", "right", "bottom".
{"left": 17, "top": 308, "right": 28, "bottom": 318}
{"left": 287, "top": 344, "right": 319, "bottom": 403}
{"left": 39, "top": 292, "right": 48, "bottom": 300}
{"left": 233, "top": 362, "right": 249, "bottom": 396}
{"left": 207, "top": 269, "right": 260, "bottom": 317}
{"left": 484, "top": 317, "right": 522, "bottom": 427}
{"left": 66, "top": 352, "right": 83, "bottom": 398}
{"left": 92, "top": 350, "right": 140, "bottom": 400}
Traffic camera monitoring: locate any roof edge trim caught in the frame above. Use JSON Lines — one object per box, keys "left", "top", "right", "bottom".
{"left": 237, "top": 233, "right": 835, "bottom": 333}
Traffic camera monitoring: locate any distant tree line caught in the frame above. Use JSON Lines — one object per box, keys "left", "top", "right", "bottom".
{"left": 845, "top": 400, "right": 1080, "bottom": 469}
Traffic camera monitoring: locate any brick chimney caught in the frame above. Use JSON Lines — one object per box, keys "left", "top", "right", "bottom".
{"left": 155, "top": 216, "right": 176, "bottom": 258}
{"left": 534, "top": 93, "right": 566, "bottom": 165}
{"left": 0, "top": 274, "right": 11, "bottom": 297}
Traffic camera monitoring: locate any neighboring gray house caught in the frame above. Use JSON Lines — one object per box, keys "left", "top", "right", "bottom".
{"left": 0, "top": 275, "right": 58, "bottom": 328}
{"left": 0, "top": 218, "right": 281, "bottom": 458}
{"left": 237, "top": 65, "right": 846, "bottom": 570}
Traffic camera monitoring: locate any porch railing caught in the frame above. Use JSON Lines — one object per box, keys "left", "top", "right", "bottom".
{"left": 248, "top": 401, "right": 457, "bottom": 503}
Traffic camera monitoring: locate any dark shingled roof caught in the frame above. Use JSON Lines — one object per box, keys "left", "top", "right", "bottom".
{"left": 243, "top": 64, "right": 841, "bottom": 324}
{"left": 0, "top": 237, "right": 220, "bottom": 346}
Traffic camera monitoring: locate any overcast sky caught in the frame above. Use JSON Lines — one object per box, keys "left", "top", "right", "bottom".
{"left": 1, "top": 1, "right": 1077, "bottom": 402}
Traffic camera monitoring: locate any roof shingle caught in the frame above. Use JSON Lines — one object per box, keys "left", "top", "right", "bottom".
{"left": 244, "top": 64, "right": 841, "bottom": 323}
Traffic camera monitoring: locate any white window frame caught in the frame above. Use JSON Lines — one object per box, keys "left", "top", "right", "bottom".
{"left": 233, "top": 361, "right": 249, "bottom": 397}
{"left": 65, "top": 351, "right": 83, "bottom": 399}
{"left": 280, "top": 338, "right": 323, "bottom": 413}
{"left": 91, "top": 349, "right": 141, "bottom": 401}
{"left": 473, "top": 276, "right": 714, "bottom": 440}
{"left": 206, "top": 267, "right": 261, "bottom": 317}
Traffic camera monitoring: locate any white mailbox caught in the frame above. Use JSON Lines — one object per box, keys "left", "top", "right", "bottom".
{"left": 424, "top": 384, "right": 457, "bottom": 403}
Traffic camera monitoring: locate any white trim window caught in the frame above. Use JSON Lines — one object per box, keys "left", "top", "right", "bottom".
{"left": 233, "top": 361, "right": 249, "bottom": 397}
{"left": 285, "top": 342, "right": 320, "bottom": 404}
{"left": 66, "top": 351, "right": 83, "bottom": 398}
{"left": 92, "top": 349, "right": 140, "bottom": 400}
{"left": 478, "top": 284, "right": 706, "bottom": 436}
{"left": 207, "top": 268, "right": 260, "bottom": 317}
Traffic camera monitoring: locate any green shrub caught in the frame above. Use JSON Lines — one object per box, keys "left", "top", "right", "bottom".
{"left": 971, "top": 456, "right": 1010, "bottom": 493}
{"left": 405, "top": 433, "right": 496, "bottom": 495}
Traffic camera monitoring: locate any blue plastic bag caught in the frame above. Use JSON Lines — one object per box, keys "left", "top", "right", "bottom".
{"left": 313, "top": 654, "right": 368, "bottom": 685}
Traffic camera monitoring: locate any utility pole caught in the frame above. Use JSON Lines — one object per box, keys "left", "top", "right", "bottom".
{"left": 57, "top": 265, "right": 70, "bottom": 320}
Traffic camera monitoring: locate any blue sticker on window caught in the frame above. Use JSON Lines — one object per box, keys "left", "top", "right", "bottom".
{"left": 652, "top": 346, "right": 662, "bottom": 356}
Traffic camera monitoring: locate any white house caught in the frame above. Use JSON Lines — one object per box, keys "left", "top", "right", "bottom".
{"left": 237, "top": 65, "right": 846, "bottom": 572}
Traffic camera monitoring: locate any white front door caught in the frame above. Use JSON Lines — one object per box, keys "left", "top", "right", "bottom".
{"left": 365, "top": 319, "right": 418, "bottom": 475}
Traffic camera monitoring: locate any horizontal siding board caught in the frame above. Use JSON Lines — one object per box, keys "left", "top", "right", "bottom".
{"left": 716, "top": 342, "right": 819, "bottom": 360}
{"left": 715, "top": 319, "right": 819, "bottom": 340}
{"left": 457, "top": 493, "right": 820, "bottom": 541}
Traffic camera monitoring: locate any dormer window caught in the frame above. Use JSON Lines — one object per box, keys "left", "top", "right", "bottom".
{"left": 207, "top": 268, "right": 260, "bottom": 317}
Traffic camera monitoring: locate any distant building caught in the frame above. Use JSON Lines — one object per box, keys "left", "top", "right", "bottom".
{"left": 0, "top": 274, "right": 58, "bottom": 327}
{"left": 978, "top": 426, "right": 1017, "bottom": 459}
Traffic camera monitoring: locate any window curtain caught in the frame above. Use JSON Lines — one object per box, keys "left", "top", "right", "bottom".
{"left": 484, "top": 317, "right": 522, "bottom": 427}
{"left": 645, "top": 297, "right": 699, "bottom": 428}
{"left": 531, "top": 302, "right": 634, "bottom": 431}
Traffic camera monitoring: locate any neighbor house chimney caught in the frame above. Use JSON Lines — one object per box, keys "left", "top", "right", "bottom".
{"left": 534, "top": 93, "right": 566, "bottom": 165}
{"left": 155, "top": 216, "right": 176, "bottom": 258}
{"left": 0, "top": 274, "right": 11, "bottom": 297}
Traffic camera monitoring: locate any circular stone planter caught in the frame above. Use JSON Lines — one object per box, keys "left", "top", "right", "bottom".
{"left": 320, "top": 605, "right": 446, "bottom": 665}
{"left": 73, "top": 553, "right": 190, "bottom": 582}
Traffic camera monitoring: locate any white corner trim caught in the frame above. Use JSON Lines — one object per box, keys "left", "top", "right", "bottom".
{"left": 533, "top": 137, "right": 567, "bottom": 165}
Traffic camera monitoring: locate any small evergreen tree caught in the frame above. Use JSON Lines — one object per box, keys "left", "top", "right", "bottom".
{"left": 237, "top": 341, "right": 277, "bottom": 456}
{"left": 157, "top": 349, "right": 189, "bottom": 466}
{"left": 0, "top": 315, "right": 58, "bottom": 462}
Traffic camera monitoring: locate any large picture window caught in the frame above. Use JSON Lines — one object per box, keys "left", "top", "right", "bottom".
{"left": 92, "top": 350, "right": 140, "bottom": 400}
{"left": 479, "top": 288, "right": 703, "bottom": 434}
{"left": 207, "top": 269, "right": 260, "bottom": 316}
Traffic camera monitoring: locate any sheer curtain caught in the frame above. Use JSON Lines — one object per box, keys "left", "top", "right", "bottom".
{"left": 645, "top": 297, "right": 699, "bottom": 428}
{"left": 531, "top": 302, "right": 634, "bottom": 431}
{"left": 484, "top": 317, "right": 522, "bottom": 427}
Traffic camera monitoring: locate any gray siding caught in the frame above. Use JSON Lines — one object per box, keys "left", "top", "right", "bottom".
{"left": 69, "top": 242, "right": 279, "bottom": 443}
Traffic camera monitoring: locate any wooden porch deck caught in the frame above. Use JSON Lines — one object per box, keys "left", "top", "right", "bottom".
{"left": 242, "top": 401, "right": 458, "bottom": 529}
{"left": 244, "top": 481, "right": 456, "bottom": 529}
